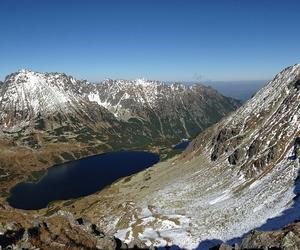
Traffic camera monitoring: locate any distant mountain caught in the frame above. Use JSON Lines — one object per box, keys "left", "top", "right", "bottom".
{"left": 94, "top": 78, "right": 240, "bottom": 139}
{"left": 0, "top": 69, "right": 240, "bottom": 196}
{"left": 60, "top": 64, "right": 300, "bottom": 249}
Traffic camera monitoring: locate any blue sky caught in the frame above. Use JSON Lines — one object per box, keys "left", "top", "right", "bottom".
{"left": 0, "top": 0, "right": 300, "bottom": 82}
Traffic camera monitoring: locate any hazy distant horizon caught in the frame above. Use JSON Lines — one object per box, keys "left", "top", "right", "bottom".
{"left": 204, "top": 80, "right": 267, "bottom": 102}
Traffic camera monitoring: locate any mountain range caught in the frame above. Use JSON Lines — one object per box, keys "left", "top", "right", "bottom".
{"left": 0, "top": 69, "right": 239, "bottom": 197}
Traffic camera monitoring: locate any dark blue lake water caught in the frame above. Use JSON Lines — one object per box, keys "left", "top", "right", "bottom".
{"left": 7, "top": 151, "right": 159, "bottom": 210}
{"left": 173, "top": 141, "right": 190, "bottom": 150}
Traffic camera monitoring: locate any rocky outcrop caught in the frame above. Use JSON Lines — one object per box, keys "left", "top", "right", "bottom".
{"left": 294, "top": 78, "right": 300, "bottom": 90}
{"left": 215, "top": 221, "right": 300, "bottom": 250}
{"left": 0, "top": 206, "right": 150, "bottom": 250}
{"left": 228, "top": 148, "right": 244, "bottom": 165}
{"left": 210, "top": 127, "right": 240, "bottom": 161}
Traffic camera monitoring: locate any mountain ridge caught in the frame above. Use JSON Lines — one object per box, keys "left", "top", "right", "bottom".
{"left": 0, "top": 69, "right": 239, "bottom": 198}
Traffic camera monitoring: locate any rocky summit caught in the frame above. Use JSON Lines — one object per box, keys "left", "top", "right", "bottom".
{"left": 46, "top": 64, "right": 300, "bottom": 249}
{"left": 0, "top": 69, "right": 239, "bottom": 198}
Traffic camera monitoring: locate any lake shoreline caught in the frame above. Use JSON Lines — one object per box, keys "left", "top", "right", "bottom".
{"left": 7, "top": 150, "right": 160, "bottom": 210}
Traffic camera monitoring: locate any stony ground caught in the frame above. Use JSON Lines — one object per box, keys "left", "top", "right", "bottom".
{"left": 216, "top": 221, "right": 300, "bottom": 249}
{"left": 0, "top": 204, "right": 151, "bottom": 250}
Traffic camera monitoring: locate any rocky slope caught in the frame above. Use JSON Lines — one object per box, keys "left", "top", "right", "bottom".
{"left": 49, "top": 63, "right": 300, "bottom": 249}
{"left": 2, "top": 203, "right": 300, "bottom": 250}
{"left": 0, "top": 205, "right": 150, "bottom": 250}
{"left": 94, "top": 78, "right": 236, "bottom": 139}
{"left": 0, "top": 69, "right": 239, "bottom": 197}
{"left": 216, "top": 221, "right": 300, "bottom": 249}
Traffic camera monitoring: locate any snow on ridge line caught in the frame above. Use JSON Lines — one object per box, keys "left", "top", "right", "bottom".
{"left": 4, "top": 69, "right": 205, "bottom": 95}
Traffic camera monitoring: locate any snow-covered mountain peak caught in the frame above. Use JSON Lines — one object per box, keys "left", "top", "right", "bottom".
{"left": 6, "top": 68, "right": 38, "bottom": 83}
{"left": 4, "top": 70, "right": 90, "bottom": 91}
{"left": 134, "top": 78, "right": 162, "bottom": 87}
{"left": 170, "top": 82, "right": 190, "bottom": 91}
{"left": 101, "top": 78, "right": 163, "bottom": 88}
{"left": 0, "top": 70, "right": 95, "bottom": 130}
{"left": 18, "top": 68, "right": 33, "bottom": 74}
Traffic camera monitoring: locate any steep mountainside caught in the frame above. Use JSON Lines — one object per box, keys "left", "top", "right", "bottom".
{"left": 0, "top": 69, "right": 239, "bottom": 197}
{"left": 52, "top": 64, "right": 300, "bottom": 249}
{"left": 93, "top": 79, "right": 236, "bottom": 139}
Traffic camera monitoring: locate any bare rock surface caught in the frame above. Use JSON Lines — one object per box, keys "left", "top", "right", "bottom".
{"left": 0, "top": 205, "right": 152, "bottom": 250}
{"left": 215, "top": 221, "right": 300, "bottom": 250}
